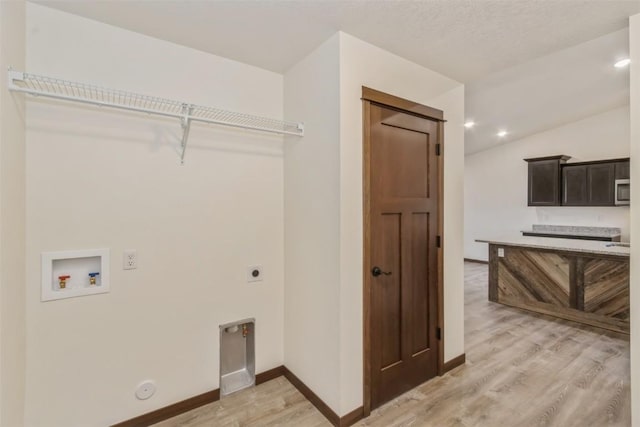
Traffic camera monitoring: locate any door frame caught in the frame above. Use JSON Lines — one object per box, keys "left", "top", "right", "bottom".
{"left": 362, "top": 87, "right": 445, "bottom": 416}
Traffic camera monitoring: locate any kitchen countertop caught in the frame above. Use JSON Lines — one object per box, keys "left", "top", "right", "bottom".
{"left": 476, "top": 235, "right": 630, "bottom": 257}
{"left": 520, "top": 224, "right": 621, "bottom": 240}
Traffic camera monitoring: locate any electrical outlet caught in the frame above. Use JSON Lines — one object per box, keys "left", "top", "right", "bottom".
{"left": 247, "top": 265, "right": 263, "bottom": 283}
{"left": 498, "top": 248, "right": 505, "bottom": 258}
{"left": 123, "top": 250, "right": 137, "bottom": 270}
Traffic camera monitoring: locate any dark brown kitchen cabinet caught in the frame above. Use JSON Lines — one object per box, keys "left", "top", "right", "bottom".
{"left": 526, "top": 156, "right": 629, "bottom": 208}
{"left": 562, "top": 165, "right": 588, "bottom": 205}
{"left": 525, "top": 155, "right": 571, "bottom": 206}
{"left": 561, "top": 159, "right": 627, "bottom": 206}
{"left": 587, "top": 163, "right": 615, "bottom": 205}
{"left": 615, "top": 161, "right": 630, "bottom": 180}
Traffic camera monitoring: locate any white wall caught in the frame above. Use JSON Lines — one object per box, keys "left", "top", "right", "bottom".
{"left": 465, "top": 106, "right": 631, "bottom": 262}
{"left": 284, "top": 31, "right": 465, "bottom": 417}
{"left": 0, "top": 1, "right": 26, "bottom": 426}
{"left": 25, "top": 5, "right": 285, "bottom": 426}
{"left": 424, "top": 85, "right": 466, "bottom": 365}
{"left": 283, "top": 33, "right": 342, "bottom": 411}
{"left": 629, "top": 13, "right": 639, "bottom": 427}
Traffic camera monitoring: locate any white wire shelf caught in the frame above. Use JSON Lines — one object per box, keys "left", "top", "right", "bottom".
{"left": 8, "top": 69, "right": 304, "bottom": 163}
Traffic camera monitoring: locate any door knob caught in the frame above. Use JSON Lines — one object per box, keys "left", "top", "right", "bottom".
{"left": 371, "top": 266, "right": 392, "bottom": 277}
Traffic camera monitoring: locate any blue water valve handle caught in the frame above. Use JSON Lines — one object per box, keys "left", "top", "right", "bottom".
{"left": 88, "top": 272, "right": 100, "bottom": 285}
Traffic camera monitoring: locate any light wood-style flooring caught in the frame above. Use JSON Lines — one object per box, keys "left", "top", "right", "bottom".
{"left": 154, "top": 262, "right": 630, "bottom": 427}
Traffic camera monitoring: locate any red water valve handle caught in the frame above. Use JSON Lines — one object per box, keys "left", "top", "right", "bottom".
{"left": 58, "top": 275, "right": 70, "bottom": 280}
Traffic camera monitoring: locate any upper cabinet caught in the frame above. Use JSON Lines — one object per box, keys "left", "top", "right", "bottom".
{"left": 587, "top": 163, "right": 615, "bottom": 206}
{"left": 563, "top": 162, "right": 616, "bottom": 206}
{"left": 562, "top": 164, "right": 588, "bottom": 206}
{"left": 526, "top": 156, "right": 629, "bottom": 207}
{"left": 615, "top": 161, "right": 630, "bottom": 180}
{"left": 525, "top": 155, "right": 570, "bottom": 206}
{"left": 563, "top": 159, "right": 630, "bottom": 206}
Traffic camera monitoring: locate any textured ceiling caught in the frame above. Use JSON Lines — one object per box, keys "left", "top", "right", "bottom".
{"left": 33, "top": 0, "right": 640, "bottom": 82}
{"left": 30, "top": 0, "right": 639, "bottom": 154}
{"left": 465, "top": 28, "right": 630, "bottom": 154}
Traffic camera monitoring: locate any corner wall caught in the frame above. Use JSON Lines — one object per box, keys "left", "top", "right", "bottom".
{"left": 629, "top": 13, "right": 639, "bottom": 427}
{"left": 25, "top": 5, "right": 286, "bottom": 426}
{"left": 0, "top": 1, "right": 26, "bottom": 425}
{"left": 283, "top": 33, "right": 342, "bottom": 411}
{"left": 284, "top": 31, "right": 465, "bottom": 417}
{"left": 338, "top": 33, "right": 465, "bottom": 414}
{"left": 465, "top": 107, "right": 631, "bottom": 262}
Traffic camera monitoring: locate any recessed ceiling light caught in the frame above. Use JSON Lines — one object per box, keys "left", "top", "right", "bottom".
{"left": 614, "top": 58, "right": 631, "bottom": 68}
{"left": 497, "top": 130, "right": 508, "bottom": 137}
{"left": 464, "top": 121, "right": 475, "bottom": 128}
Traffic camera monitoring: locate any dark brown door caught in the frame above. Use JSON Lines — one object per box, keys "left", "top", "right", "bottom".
{"left": 367, "top": 103, "right": 440, "bottom": 409}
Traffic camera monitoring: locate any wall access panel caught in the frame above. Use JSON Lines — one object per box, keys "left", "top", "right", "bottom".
{"left": 41, "top": 248, "right": 110, "bottom": 301}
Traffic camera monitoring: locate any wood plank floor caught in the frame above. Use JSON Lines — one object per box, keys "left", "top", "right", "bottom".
{"left": 154, "top": 262, "right": 630, "bottom": 427}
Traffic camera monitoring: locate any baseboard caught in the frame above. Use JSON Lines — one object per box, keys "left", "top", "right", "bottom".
{"left": 256, "top": 365, "right": 286, "bottom": 384}
{"left": 464, "top": 258, "right": 488, "bottom": 264}
{"left": 282, "top": 367, "right": 364, "bottom": 427}
{"left": 111, "top": 389, "right": 220, "bottom": 427}
{"left": 442, "top": 353, "right": 466, "bottom": 374}
{"left": 111, "top": 365, "right": 364, "bottom": 427}
{"left": 282, "top": 367, "right": 340, "bottom": 425}
{"left": 339, "top": 406, "right": 365, "bottom": 426}
{"left": 111, "top": 365, "right": 285, "bottom": 427}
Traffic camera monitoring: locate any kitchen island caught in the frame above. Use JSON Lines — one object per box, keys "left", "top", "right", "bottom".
{"left": 476, "top": 236, "right": 630, "bottom": 334}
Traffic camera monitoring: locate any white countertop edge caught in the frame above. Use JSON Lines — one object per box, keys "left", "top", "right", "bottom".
{"left": 520, "top": 230, "right": 622, "bottom": 238}
{"left": 476, "top": 236, "right": 630, "bottom": 257}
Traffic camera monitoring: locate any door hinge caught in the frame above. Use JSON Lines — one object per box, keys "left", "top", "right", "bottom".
{"left": 436, "top": 327, "right": 442, "bottom": 340}
{"left": 436, "top": 235, "right": 441, "bottom": 248}
{"left": 436, "top": 143, "right": 441, "bottom": 156}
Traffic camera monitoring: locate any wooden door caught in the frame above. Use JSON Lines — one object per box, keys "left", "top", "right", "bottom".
{"left": 364, "top": 96, "right": 442, "bottom": 411}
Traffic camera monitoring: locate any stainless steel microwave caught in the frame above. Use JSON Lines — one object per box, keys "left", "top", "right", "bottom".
{"left": 615, "top": 179, "right": 630, "bottom": 205}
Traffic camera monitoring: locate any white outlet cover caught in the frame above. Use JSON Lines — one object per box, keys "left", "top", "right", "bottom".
{"left": 498, "top": 248, "right": 505, "bottom": 257}
{"left": 123, "top": 250, "right": 137, "bottom": 270}
{"left": 135, "top": 380, "right": 156, "bottom": 400}
{"left": 247, "top": 265, "right": 263, "bottom": 282}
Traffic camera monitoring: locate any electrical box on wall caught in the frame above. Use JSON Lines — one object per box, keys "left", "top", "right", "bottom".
{"left": 41, "top": 249, "right": 110, "bottom": 301}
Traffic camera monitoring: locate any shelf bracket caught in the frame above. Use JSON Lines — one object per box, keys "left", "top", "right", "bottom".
{"left": 179, "top": 104, "right": 194, "bottom": 165}
{"left": 7, "top": 68, "right": 24, "bottom": 90}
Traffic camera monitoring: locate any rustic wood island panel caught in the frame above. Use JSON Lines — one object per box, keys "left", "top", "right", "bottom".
{"left": 488, "top": 244, "right": 630, "bottom": 334}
